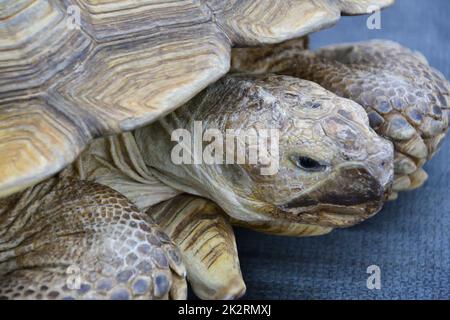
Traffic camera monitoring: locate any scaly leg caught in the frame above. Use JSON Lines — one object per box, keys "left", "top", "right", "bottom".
{"left": 148, "top": 195, "right": 245, "bottom": 300}
{"left": 0, "top": 178, "right": 186, "bottom": 300}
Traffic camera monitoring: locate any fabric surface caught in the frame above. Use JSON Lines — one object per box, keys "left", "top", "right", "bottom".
{"left": 231, "top": 0, "right": 450, "bottom": 300}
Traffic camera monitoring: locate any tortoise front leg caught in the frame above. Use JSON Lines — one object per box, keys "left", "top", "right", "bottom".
{"left": 0, "top": 178, "right": 186, "bottom": 300}
{"left": 148, "top": 195, "right": 245, "bottom": 300}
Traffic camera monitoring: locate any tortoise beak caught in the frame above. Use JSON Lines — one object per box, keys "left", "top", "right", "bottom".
{"left": 313, "top": 164, "right": 392, "bottom": 206}
{"left": 277, "top": 153, "right": 394, "bottom": 228}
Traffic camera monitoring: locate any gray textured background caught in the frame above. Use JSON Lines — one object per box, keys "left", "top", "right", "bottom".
{"left": 232, "top": 0, "right": 449, "bottom": 300}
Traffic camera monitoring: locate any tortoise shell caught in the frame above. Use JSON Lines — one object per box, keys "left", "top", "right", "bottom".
{"left": 0, "top": 0, "right": 394, "bottom": 196}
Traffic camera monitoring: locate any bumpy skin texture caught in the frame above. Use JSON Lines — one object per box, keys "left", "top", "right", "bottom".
{"left": 232, "top": 39, "right": 450, "bottom": 197}
{"left": 0, "top": 178, "right": 186, "bottom": 300}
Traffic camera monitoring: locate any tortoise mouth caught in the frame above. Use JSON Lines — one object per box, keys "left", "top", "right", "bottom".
{"left": 275, "top": 199, "right": 385, "bottom": 228}
{"left": 274, "top": 163, "right": 392, "bottom": 228}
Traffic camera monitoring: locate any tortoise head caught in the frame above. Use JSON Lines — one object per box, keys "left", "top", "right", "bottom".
{"left": 138, "top": 74, "right": 394, "bottom": 230}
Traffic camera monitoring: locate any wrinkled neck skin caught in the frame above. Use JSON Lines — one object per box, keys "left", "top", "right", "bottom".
{"left": 134, "top": 102, "right": 270, "bottom": 225}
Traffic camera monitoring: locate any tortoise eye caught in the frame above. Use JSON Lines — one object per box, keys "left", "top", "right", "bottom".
{"left": 293, "top": 156, "right": 327, "bottom": 172}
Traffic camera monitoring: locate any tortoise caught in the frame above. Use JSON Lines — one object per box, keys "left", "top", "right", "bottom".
{"left": 0, "top": 0, "right": 448, "bottom": 300}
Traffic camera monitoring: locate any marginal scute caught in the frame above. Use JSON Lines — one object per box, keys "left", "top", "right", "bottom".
{"left": 0, "top": 97, "right": 87, "bottom": 196}
{"left": 337, "top": 0, "right": 395, "bottom": 15}
{"left": 210, "top": 0, "right": 341, "bottom": 45}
